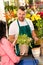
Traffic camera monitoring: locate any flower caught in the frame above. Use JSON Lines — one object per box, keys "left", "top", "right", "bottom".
{"left": 4, "top": 9, "right": 17, "bottom": 27}
{"left": 31, "top": 14, "right": 41, "bottom": 21}
{"left": 13, "top": 9, "right": 17, "bottom": 15}
{"left": 37, "top": 12, "right": 43, "bottom": 18}
{"left": 25, "top": 13, "right": 31, "bottom": 19}
{"left": 5, "top": 10, "right": 17, "bottom": 21}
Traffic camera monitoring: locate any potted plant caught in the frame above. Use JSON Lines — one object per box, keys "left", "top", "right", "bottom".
{"left": 36, "top": 38, "right": 43, "bottom": 56}
{"left": 32, "top": 39, "right": 41, "bottom": 58}
{"left": 16, "top": 34, "right": 32, "bottom": 56}
{"left": 32, "top": 46, "right": 40, "bottom": 58}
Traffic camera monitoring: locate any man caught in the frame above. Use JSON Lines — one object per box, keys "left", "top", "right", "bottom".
{"left": 8, "top": 6, "right": 38, "bottom": 46}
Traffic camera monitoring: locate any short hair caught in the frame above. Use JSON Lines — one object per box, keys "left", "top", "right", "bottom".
{"left": 19, "top": 6, "right": 26, "bottom": 11}
{"left": 0, "top": 20, "right": 6, "bottom": 39}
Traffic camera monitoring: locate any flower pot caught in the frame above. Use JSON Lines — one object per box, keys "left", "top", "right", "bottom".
{"left": 41, "top": 48, "right": 43, "bottom": 56}
{"left": 19, "top": 44, "right": 29, "bottom": 56}
{"left": 32, "top": 47, "right": 40, "bottom": 58}
{"left": 37, "top": 38, "right": 43, "bottom": 56}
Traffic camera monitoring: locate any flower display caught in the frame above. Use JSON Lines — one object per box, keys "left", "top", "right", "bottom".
{"left": 25, "top": 13, "right": 43, "bottom": 38}
{"left": 30, "top": 13, "right": 43, "bottom": 38}
{"left": 4, "top": 9, "right": 17, "bottom": 27}
{"left": 5, "top": 10, "right": 17, "bottom": 21}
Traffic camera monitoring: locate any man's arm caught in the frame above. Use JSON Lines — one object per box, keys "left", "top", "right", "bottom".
{"left": 32, "top": 30, "right": 39, "bottom": 42}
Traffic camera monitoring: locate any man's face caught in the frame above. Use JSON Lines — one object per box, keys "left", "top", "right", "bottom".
{"left": 17, "top": 9, "right": 26, "bottom": 21}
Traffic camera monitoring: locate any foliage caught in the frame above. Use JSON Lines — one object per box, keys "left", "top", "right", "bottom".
{"left": 5, "top": 5, "right": 17, "bottom": 12}
{"left": 27, "top": 13, "right": 43, "bottom": 38}
{"left": 29, "top": 0, "right": 33, "bottom": 5}
{"left": 17, "top": 34, "right": 32, "bottom": 47}
{"left": 36, "top": 19, "right": 43, "bottom": 38}
{"left": 7, "top": 17, "right": 17, "bottom": 28}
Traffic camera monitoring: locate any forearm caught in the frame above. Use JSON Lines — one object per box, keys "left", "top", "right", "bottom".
{"left": 32, "top": 30, "right": 38, "bottom": 41}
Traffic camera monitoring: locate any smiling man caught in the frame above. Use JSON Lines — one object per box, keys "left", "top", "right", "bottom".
{"left": 8, "top": 6, "right": 39, "bottom": 54}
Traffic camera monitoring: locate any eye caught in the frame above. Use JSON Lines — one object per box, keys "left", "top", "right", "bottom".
{"left": 19, "top": 13, "right": 21, "bottom": 15}
{"left": 23, "top": 14, "right": 25, "bottom": 15}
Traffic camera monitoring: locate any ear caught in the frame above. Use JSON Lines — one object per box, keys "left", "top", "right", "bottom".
{"left": 24, "top": 11, "right": 26, "bottom": 16}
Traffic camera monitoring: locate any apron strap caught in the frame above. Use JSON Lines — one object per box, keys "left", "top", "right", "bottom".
{"left": 17, "top": 19, "right": 20, "bottom": 28}
{"left": 17, "top": 19, "right": 29, "bottom": 27}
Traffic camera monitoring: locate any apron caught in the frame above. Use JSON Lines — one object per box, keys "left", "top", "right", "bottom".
{"left": 16, "top": 19, "right": 34, "bottom": 55}
{"left": 17, "top": 20, "right": 32, "bottom": 37}
{"left": 16, "top": 20, "right": 35, "bottom": 55}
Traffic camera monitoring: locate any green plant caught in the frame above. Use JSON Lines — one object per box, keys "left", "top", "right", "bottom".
{"left": 29, "top": 0, "right": 33, "bottom": 5}
{"left": 36, "top": 19, "right": 43, "bottom": 38}
{"left": 17, "top": 34, "right": 32, "bottom": 47}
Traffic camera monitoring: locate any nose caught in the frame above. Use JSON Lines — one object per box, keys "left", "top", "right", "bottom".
{"left": 20, "top": 14, "right": 23, "bottom": 17}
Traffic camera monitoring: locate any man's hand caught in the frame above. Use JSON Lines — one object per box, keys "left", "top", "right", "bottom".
{"left": 34, "top": 37, "right": 39, "bottom": 45}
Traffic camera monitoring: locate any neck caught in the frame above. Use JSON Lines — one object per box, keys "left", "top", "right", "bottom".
{"left": 18, "top": 19, "right": 24, "bottom": 22}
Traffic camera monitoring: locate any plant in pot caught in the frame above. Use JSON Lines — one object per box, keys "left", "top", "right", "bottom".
{"left": 36, "top": 38, "right": 43, "bottom": 56}
{"left": 16, "top": 34, "right": 32, "bottom": 56}
{"left": 32, "top": 40, "right": 41, "bottom": 58}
